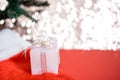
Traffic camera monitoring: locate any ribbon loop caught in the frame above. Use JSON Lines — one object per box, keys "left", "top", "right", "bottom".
{"left": 33, "top": 35, "right": 57, "bottom": 48}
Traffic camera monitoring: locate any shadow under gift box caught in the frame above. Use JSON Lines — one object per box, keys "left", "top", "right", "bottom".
{"left": 30, "top": 46, "right": 60, "bottom": 75}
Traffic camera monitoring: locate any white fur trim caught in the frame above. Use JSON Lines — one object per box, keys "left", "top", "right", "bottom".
{"left": 0, "top": 28, "right": 31, "bottom": 61}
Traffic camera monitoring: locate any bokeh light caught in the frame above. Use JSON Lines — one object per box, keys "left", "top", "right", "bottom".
{"left": 6, "top": 0, "right": 120, "bottom": 50}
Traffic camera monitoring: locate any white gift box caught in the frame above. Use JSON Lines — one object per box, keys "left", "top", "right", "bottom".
{"left": 30, "top": 37, "right": 60, "bottom": 75}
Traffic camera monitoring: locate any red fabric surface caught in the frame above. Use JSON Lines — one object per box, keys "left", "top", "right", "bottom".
{"left": 0, "top": 49, "right": 120, "bottom": 80}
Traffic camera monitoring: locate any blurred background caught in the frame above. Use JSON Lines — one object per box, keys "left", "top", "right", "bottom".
{"left": 0, "top": 0, "right": 120, "bottom": 50}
